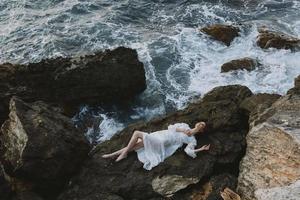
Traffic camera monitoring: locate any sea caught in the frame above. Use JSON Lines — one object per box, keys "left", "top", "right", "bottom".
{"left": 1, "top": 0, "right": 300, "bottom": 143}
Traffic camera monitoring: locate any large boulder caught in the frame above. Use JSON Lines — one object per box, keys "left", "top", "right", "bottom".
{"left": 0, "top": 47, "right": 146, "bottom": 124}
{"left": 239, "top": 93, "right": 281, "bottom": 127}
{"left": 221, "top": 58, "right": 260, "bottom": 73}
{"left": 237, "top": 79, "right": 300, "bottom": 200}
{"left": 0, "top": 97, "right": 91, "bottom": 199}
{"left": 58, "top": 85, "right": 252, "bottom": 200}
{"left": 201, "top": 24, "right": 240, "bottom": 46}
{"left": 257, "top": 29, "right": 300, "bottom": 50}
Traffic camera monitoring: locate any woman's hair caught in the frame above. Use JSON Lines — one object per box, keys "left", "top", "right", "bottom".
{"left": 196, "top": 121, "right": 206, "bottom": 128}
{"left": 195, "top": 121, "right": 206, "bottom": 133}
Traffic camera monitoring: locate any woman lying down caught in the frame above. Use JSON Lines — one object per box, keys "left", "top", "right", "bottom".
{"left": 102, "top": 122, "right": 210, "bottom": 170}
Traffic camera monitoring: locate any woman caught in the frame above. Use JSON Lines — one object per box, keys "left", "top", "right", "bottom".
{"left": 102, "top": 122, "right": 210, "bottom": 170}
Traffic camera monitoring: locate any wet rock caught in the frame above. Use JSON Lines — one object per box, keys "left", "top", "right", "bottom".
{"left": 237, "top": 80, "right": 300, "bottom": 200}
{"left": 0, "top": 97, "right": 91, "bottom": 199}
{"left": 0, "top": 47, "right": 146, "bottom": 124}
{"left": 201, "top": 24, "right": 240, "bottom": 46}
{"left": 58, "top": 85, "right": 252, "bottom": 200}
{"left": 240, "top": 93, "right": 281, "bottom": 127}
{"left": 257, "top": 29, "right": 300, "bottom": 50}
{"left": 221, "top": 58, "right": 260, "bottom": 73}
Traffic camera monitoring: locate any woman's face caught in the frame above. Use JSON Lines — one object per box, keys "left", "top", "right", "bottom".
{"left": 195, "top": 122, "right": 206, "bottom": 133}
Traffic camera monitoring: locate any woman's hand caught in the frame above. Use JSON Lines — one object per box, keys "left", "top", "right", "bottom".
{"left": 194, "top": 144, "right": 210, "bottom": 153}
{"left": 184, "top": 129, "right": 192, "bottom": 136}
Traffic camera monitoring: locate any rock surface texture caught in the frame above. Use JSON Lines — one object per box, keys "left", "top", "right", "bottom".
{"left": 0, "top": 97, "right": 91, "bottom": 199}
{"left": 0, "top": 47, "right": 146, "bottom": 124}
{"left": 201, "top": 24, "right": 240, "bottom": 46}
{"left": 239, "top": 93, "right": 281, "bottom": 127}
{"left": 237, "top": 76, "right": 300, "bottom": 200}
{"left": 221, "top": 58, "right": 259, "bottom": 73}
{"left": 58, "top": 85, "right": 252, "bottom": 200}
{"left": 257, "top": 29, "right": 300, "bottom": 50}
{"left": 0, "top": 164, "right": 13, "bottom": 200}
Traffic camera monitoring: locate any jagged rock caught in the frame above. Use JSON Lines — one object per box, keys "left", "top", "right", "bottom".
{"left": 201, "top": 24, "right": 240, "bottom": 46}
{"left": 173, "top": 173, "right": 238, "bottom": 200}
{"left": 287, "top": 75, "right": 300, "bottom": 95}
{"left": 257, "top": 29, "right": 300, "bottom": 50}
{"left": 58, "top": 85, "right": 252, "bottom": 200}
{"left": 0, "top": 47, "right": 146, "bottom": 125}
{"left": 237, "top": 80, "right": 300, "bottom": 200}
{"left": 221, "top": 58, "right": 260, "bottom": 73}
{"left": 0, "top": 97, "right": 91, "bottom": 199}
{"left": 240, "top": 93, "right": 281, "bottom": 127}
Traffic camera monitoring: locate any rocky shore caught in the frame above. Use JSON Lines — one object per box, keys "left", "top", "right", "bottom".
{"left": 0, "top": 25, "right": 299, "bottom": 200}
{"left": 0, "top": 47, "right": 146, "bottom": 124}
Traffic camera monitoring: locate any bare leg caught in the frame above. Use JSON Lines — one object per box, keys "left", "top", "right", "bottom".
{"left": 102, "top": 138, "right": 144, "bottom": 159}
{"left": 115, "top": 131, "right": 144, "bottom": 162}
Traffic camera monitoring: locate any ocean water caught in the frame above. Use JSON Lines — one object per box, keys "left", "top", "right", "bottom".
{"left": 1, "top": 0, "right": 300, "bottom": 143}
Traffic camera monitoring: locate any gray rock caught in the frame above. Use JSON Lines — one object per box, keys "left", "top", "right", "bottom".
{"left": 237, "top": 78, "right": 300, "bottom": 200}
{"left": 0, "top": 97, "right": 91, "bottom": 198}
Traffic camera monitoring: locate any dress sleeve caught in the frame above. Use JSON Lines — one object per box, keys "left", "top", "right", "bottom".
{"left": 184, "top": 136, "right": 197, "bottom": 158}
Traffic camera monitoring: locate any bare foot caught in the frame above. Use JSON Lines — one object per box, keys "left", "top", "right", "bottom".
{"left": 115, "top": 152, "right": 128, "bottom": 162}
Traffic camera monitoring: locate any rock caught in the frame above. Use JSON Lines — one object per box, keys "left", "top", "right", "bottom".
{"left": 201, "top": 24, "right": 240, "bottom": 46}
{"left": 11, "top": 192, "right": 44, "bottom": 200}
{"left": 257, "top": 29, "right": 300, "bottom": 50}
{"left": 0, "top": 47, "right": 146, "bottom": 124}
{"left": 58, "top": 85, "right": 252, "bottom": 200}
{"left": 0, "top": 164, "right": 13, "bottom": 200}
{"left": 152, "top": 175, "right": 199, "bottom": 197}
{"left": 0, "top": 97, "right": 91, "bottom": 199}
{"left": 173, "top": 173, "right": 238, "bottom": 200}
{"left": 239, "top": 93, "right": 281, "bottom": 127}
{"left": 254, "top": 180, "right": 300, "bottom": 200}
{"left": 221, "top": 58, "right": 260, "bottom": 73}
{"left": 237, "top": 80, "right": 300, "bottom": 200}
{"left": 287, "top": 75, "right": 300, "bottom": 95}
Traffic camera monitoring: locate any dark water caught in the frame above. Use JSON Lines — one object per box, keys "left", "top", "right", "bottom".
{"left": 1, "top": 0, "right": 300, "bottom": 143}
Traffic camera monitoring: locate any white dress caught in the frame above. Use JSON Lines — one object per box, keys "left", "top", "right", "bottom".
{"left": 135, "top": 122, "right": 197, "bottom": 170}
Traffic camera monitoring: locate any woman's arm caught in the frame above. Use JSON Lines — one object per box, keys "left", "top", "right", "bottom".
{"left": 194, "top": 144, "right": 210, "bottom": 153}
{"left": 176, "top": 127, "right": 189, "bottom": 133}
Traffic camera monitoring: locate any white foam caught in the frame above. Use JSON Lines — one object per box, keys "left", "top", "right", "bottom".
{"left": 95, "top": 114, "right": 124, "bottom": 142}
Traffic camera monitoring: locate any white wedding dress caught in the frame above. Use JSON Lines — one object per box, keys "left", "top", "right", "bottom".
{"left": 135, "top": 122, "right": 197, "bottom": 170}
